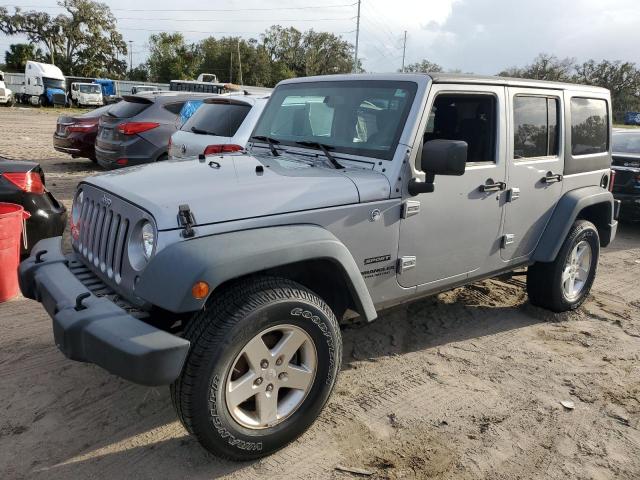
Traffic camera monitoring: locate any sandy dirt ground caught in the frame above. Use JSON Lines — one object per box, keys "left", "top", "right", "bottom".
{"left": 0, "top": 107, "right": 639, "bottom": 480}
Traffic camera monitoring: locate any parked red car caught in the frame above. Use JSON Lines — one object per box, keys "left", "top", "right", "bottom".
{"left": 53, "top": 104, "right": 112, "bottom": 163}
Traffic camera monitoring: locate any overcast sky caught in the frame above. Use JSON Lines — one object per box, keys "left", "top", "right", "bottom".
{"left": 1, "top": 0, "right": 639, "bottom": 75}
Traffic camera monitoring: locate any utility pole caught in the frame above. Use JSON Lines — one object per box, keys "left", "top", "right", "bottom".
{"left": 229, "top": 51, "right": 233, "bottom": 83}
{"left": 353, "top": 0, "right": 361, "bottom": 73}
{"left": 128, "top": 40, "right": 133, "bottom": 73}
{"left": 401, "top": 31, "right": 407, "bottom": 73}
{"left": 237, "top": 40, "right": 243, "bottom": 85}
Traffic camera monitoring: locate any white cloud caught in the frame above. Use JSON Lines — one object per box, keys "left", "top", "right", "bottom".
{"left": 2, "top": 0, "right": 638, "bottom": 76}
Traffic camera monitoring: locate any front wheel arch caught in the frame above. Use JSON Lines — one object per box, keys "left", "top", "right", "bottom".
{"left": 135, "top": 225, "right": 378, "bottom": 322}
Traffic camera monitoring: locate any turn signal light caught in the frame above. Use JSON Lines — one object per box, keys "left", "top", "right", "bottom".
{"left": 192, "top": 281, "right": 210, "bottom": 300}
{"left": 117, "top": 122, "right": 160, "bottom": 135}
{"left": 3, "top": 172, "right": 45, "bottom": 194}
{"left": 203, "top": 144, "right": 243, "bottom": 155}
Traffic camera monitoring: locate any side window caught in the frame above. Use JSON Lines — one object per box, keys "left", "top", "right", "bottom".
{"left": 513, "top": 96, "right": 560, "bottom": 158}
{"left": 164, "top": 102, "right": 185, "bottom": 115}
{"left": 424, "top": 94, "right": 497, "bottom": 163}
{"left": 571, "top": 98, "right": 608, "bottom": 155}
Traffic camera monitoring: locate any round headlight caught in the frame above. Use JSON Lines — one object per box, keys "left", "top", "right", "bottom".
{"left": 70, "top": 190, "right": 83, "bottom": 240}
{"left": 141, "top": 221, "right": 155, "bottom": 260}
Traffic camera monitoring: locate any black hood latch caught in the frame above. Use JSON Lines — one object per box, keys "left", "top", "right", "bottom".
{"left": 178, "top": 204, "right": 196, "bottom": 238}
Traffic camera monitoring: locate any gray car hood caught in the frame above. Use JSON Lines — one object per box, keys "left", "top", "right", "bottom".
{"left": 86, "top": 153, "right": 390, "bottom": 230}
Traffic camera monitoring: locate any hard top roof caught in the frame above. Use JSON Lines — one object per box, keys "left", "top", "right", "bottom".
{"left": 278, "top": 72, "right": 609, "bottom": 94}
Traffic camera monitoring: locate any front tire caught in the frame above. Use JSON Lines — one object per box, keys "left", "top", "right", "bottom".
{"left": 527, "top": 220, "right": 599, "bottom": 312}
{"left": 171, "top": 276, "right": 342, "bottom": 460}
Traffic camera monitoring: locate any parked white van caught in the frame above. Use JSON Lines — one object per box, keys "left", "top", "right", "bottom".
{"left": 69, "top": 82, "right": 104, "bottom": 107}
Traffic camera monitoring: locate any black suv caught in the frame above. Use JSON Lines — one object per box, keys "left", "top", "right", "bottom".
{"left": 611, "top": 129, "right": 640, "bottom": 221}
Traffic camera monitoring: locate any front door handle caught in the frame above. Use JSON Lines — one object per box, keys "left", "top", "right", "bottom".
{"left": 480, "top": 179, "right": 506, "bottom": 192}
{"left": 542, "top": 172, "right": 563, "bottom": 183}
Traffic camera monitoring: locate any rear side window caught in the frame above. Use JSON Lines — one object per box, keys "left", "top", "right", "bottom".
{"left": 513, "top": 96, "right": 559, "bottom": 158}
{"left": 571, "top": 98, "right": 608, "bottom": 155}
{"left": 182, "top": 102, "right": 252, "bottom": 137}
{"left": 109, "top": 99, "right": 151, "bottom": 118}
{"left": 163, "top": 102, "right": 185, "bottom": 115}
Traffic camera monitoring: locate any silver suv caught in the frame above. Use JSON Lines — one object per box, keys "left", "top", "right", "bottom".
{"left": 20, "top": 73, "right": 620, "bottom": 460}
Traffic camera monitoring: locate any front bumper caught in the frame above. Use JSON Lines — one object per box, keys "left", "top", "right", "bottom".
{"left": 19, "top": 237, "right": 190, "bottom": 386}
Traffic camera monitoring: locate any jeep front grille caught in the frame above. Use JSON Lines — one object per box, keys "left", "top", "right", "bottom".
{"left": 77, "top": 196, "right": 129, "bottom": 283}
{"left": 72, "top": 184, "right": 150, "bottom": 305}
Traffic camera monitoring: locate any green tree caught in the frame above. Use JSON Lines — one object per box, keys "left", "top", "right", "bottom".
{"left": 401, "top": 59, "right": 443, "bottom": 73}
{"left": 0, "top": 0, "right": 127, "bottom": 77}
{"left": 574, "top": 60, "right": 640, "bottom": 121}
{"left": 260, "top": 25, "right": 354, "bottom": 83}
{"left": 127, "top": 64, "right": 149, "bottom": 82}
{"left": 302, "top": 30, "right": 354, "bottom": 76}
{"left": 4, "top": 43, "right": 45, "bottom": 71}
{"left": 146, "top": 32, "right": 200, "bottom": 83}
{"left": 498, "top": 53, "right": 575, "bottom": 81}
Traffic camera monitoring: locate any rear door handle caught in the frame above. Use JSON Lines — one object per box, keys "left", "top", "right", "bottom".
{"left": 480, "top": 179, "right": 506, "bottom": 192}
{"left": 542, "top": 172, "right": 563, "bottom": 183}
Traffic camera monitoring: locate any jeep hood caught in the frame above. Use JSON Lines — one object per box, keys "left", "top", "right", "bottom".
{"left": 86, "top": 154, "right": 390, "bottom": 230}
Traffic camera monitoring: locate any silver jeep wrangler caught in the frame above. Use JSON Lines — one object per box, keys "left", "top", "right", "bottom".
{"left": 20, "top": 73, "right": 620, "bottom": 460}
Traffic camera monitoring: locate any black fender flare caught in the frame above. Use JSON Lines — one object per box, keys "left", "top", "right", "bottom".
{"left": 533, "top": 186, "right": 616, "bottom": 263}
{"left": 135, "top": 225, "right": 377, "bottom": 321}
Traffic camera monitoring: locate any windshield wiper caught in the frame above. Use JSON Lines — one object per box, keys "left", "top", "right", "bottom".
{"left": 191, "top": 126, "right": 217, "bottom": 135}
{"left": 295, "top": 141, "right": 344, "bottom": 169}
{"left": 251, "top": 135, "right": 281, "bottom": 157}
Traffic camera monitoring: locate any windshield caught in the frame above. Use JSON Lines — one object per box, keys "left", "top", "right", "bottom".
{"left": 43, "top": 77, "right": 65, "bottom": 90}
{"left": 612, "top": 132, "right": 640, "bottom": 154}
{"left": 252, "top": 81, "right": 417, "bottom": 160}
{"left": 79, "top": 84, "right": 101, "bottom": 94}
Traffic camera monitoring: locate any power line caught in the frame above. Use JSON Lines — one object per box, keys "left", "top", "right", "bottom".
{"left": 115, "top": 16, "right": 355, "bottom": 22}
{"left": 118, "top": 27, "right": 357, "bottom": 35}
{"left": 0, "top": 3, "right": 357, "bottom": 12}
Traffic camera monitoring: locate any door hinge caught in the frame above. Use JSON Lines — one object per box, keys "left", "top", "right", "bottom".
{"left": 502, "top": 234, "right": 515, "bottom": 248}
{"left": 401, "top": 200, "right": 421, "bottom": 218}
{"left": 507, "top": 187, "right": 520, "bottom": 202}
{"left": 397, "top": 256, "right": 416, "bottom": 273}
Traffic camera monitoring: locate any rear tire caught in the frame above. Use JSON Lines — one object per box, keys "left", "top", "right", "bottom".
{"left": 527, "top": 220, "right": 599, "bottom": 312}
{"left": 171, "top": 276, "right": 342, "bottom": 460}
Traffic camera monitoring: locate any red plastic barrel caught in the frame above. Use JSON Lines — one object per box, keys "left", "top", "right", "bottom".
{"left": 0, "top": 203, "right": 30, "bottom": 302}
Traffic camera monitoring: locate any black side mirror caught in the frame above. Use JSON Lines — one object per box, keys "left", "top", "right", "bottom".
{"left": 409, "top": 139, "right": 468, "bottom": 195}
